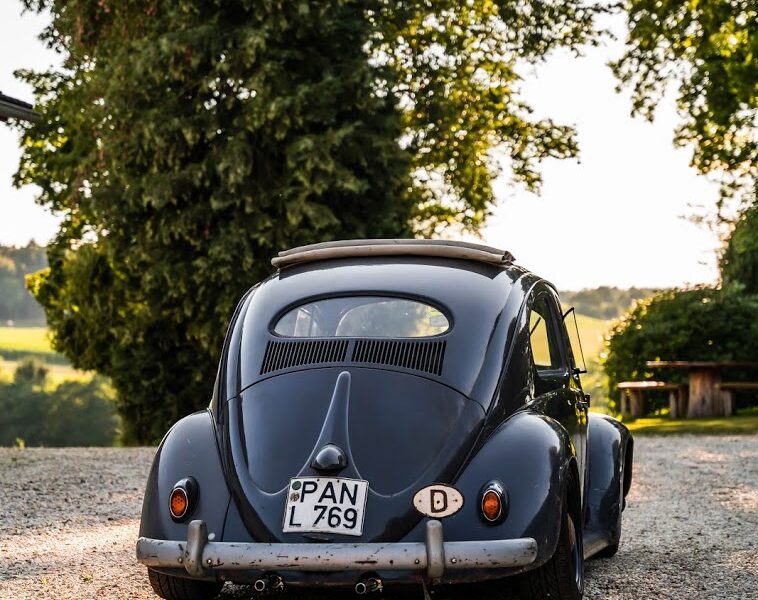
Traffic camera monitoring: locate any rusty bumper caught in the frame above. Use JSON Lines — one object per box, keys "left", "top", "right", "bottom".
{"left": 136, "top": 520, "right": 537, "bottom": 580}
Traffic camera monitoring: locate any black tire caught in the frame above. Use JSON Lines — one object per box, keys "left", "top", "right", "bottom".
{"left": 147, "top": 568, "right": 223, "bottom": 600}
{"left": 517, "top": 482, "right": 584, "bottom": 600}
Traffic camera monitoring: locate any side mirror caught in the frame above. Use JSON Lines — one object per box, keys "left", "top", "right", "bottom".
{"left": 563, "top": 307, "right": 587, "bottom": 375}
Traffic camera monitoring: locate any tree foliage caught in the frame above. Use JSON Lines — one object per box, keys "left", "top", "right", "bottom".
{"left": 0, "top": 242, "right": 47, "bottom": 324}
{"left": 18, "top": 0, "right": 415, "bottom": 443}
{"left": 603, "top": 286, "right": 758, "bottom": 413}
{"left": 612, "top": 0, "right": 757, "bottom": 208}
{"left": 368, "top": 0, "right": 603, "bottom": 231}
{"left": 15, "top": 0, "right": 606, "bottom": 442}
{"left": 720, "top": 203, "right": 758, "bottom": 293}
{"left": 0, "top": 360, "right": 119, "bottom": 447}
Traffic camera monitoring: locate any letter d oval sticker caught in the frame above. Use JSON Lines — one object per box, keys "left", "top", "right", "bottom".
{"left": 413, "top": 484, "right": 464, "bottom": 518}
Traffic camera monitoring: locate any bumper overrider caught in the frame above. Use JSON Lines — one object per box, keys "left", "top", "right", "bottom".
{"left": 136, "top": 520, "right": 538, "bottom": 581}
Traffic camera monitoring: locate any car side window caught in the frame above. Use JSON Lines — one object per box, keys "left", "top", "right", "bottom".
{"left": 528, "top": 296, "right": 564, "bottom": 372}
{"left": 529, "top": 308, "right": 552, "bottom": 368}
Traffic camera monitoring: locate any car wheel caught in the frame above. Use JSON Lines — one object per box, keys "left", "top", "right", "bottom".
{"left": 517, "top": 483, "right": 584, "bottom": 600}
{"left": 147, "top": 568, "right": 223, "bottom": 600}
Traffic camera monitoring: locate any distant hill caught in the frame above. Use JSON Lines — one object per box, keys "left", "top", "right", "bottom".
{"left": 0, "top": 242, "right": 47, "bottom": 325}
{"left": 560, "top": 286, "right": 661, "bottom": 320}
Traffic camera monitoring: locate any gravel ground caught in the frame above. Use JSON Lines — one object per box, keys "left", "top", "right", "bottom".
{"left": 0, "top": 436, "right": 756, "bottom": 599}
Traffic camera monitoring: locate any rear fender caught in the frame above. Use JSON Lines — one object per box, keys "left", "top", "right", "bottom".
{"left": 139, "top": 410, "right": 231, "bottom": 544}
{"left": 440, "top": 410, "right": 578, "bottom": 570}
{"left": 585, "top": 413, "right": 633, "bottom": 550}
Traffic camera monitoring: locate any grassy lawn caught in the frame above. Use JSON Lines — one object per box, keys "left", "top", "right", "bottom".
{"left": 624, "top": 409, "right": 758, "bottom": 435}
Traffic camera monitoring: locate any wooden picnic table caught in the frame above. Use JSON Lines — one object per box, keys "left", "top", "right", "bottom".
{"left": 646, "top": 361, "right": 758, "bottom": 418}
{"left": 617, "top": 380, "right": 686, "bottom": 419}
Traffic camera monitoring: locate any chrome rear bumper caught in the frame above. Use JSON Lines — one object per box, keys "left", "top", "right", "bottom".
{"left": 136, "top": 520, "right": 538, "bottom": 580}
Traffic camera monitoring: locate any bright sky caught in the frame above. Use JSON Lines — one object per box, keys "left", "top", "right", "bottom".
{"left": 0, "top": 6, "right": 721, "bottom": 290}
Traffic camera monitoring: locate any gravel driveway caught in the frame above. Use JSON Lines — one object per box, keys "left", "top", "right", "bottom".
{"left": 1, "top": 436, "right": 756, "bottom": 599}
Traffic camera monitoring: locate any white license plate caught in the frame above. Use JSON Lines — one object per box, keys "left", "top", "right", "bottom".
{"left": 282, "top": 477, "right": 368, "bottom": 536}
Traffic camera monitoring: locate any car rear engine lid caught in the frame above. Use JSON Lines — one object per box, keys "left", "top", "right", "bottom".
{"left": 271, "top": 239, "right": 515, "bottom": 269}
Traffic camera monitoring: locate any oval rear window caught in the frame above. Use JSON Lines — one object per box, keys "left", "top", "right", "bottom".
{"left": 273, "top": 297, "right": 450, "bottom": 338}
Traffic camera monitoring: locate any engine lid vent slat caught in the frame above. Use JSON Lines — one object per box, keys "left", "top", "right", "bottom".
{"left": 260, "top": 338, "right": 446, "bottom": 376}
{"left": 260, "top": 339, "right": 349, "bottom": 374}
{"left": 350, "top": 339, "right": 446, "bottom": 376}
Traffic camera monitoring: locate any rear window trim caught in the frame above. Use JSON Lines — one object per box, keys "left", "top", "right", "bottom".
{"left": 268, "top": 292, "right": 454, "bottom": 339}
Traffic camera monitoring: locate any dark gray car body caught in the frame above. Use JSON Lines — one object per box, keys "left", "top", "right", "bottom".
{"left": 139, "top": 251, "right": 633, "bottom": 587}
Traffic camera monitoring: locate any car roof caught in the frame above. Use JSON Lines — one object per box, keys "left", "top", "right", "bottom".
{"left": 271, "top": 239, "right": 515, "bottom": 269}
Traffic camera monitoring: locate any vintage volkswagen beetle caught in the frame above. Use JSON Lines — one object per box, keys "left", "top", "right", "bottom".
{"left": 137, "top": 239, "right": 633, "bottom": 600}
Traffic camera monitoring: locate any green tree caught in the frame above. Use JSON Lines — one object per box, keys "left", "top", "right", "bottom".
{"left": 613, "top": 0, "right": 757, "bottom": 208}
{"left": 0, "top": 256, "right": 24, "bottom": 321}
{"left": 603, "top": 286, "right": 758, "bottom": 414}
{"left": 12, "top": 357, "right": 48, "bottom": 386}
{"left": 16, "top": 0, "right": 605, "bottom": 442}
{"left": 370, "top": 1, "right": 602, "bottom": 231}
{"left": 0, "top": 360, "right": 119, "bottom": 447}
{"left": 18, "top": 0, "right": 415, "bottom": 443}
{"left": 720, "top": 204, "right": 758, "bottom": 293}
{"left": 0, "top": 242, "right": 47, "bottom": 323}
{"left": 43, "top": 377, "right": 119, "bottom": 446}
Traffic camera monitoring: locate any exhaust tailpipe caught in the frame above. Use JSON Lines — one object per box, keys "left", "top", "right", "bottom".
{"left": 254, "top": 573, "right": 284, "bottom": 594}
{"left": 355, "top": 576, "right": 382, "bottom": 595}
{"left": 267, "top": 573, "right": 284, "bottom": 592}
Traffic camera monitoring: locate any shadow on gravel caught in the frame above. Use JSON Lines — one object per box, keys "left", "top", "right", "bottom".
{"left": 216, "top": 579, "right": 522, "bottom": 600}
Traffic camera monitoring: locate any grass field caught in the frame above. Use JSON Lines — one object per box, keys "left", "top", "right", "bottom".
{"left": 624, "top": 408, "right": 758, "bottom": 435}
{"left": 530, "top": 313, "right": 609, "bottom": 365}
{"left": 0, "top": 326, "right": 91, "bottom": 384}
{"left": 558, "top": 313, "right": 612, "bottom": 411}
{"left": 0, "top": 326, "right": 54, "bottom": 355}
{"left": 573, "top": 314, "right": 609, "bottom": 361}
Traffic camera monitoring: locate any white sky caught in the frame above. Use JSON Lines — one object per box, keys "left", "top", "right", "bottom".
{"left": 0, "top": 5, "right": 721, "bottom": 290}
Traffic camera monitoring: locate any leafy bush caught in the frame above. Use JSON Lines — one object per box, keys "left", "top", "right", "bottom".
{"left": 603, "top": 286, "right": 758, "bottom": 414}
{"left": 0, "top": 360, "right": 119, "bottom": 446}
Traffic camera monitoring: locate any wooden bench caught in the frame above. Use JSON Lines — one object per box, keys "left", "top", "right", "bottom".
{"left": 618, "top": 381, "right": 688, "bottom": 419}
{"left": 715, "top": 382, "right": 758, "bottom": 416}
